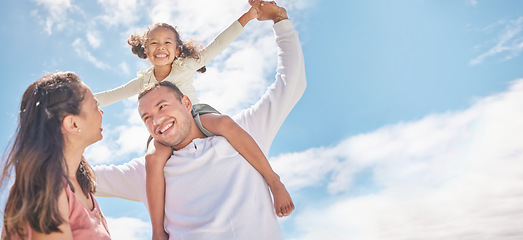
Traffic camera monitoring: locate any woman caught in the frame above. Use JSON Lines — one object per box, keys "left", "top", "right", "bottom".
{"left": 1, "top": 72, "right": 110, "bottom": 239}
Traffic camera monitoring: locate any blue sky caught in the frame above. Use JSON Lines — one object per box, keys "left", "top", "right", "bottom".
{"left": 2, "top": 0, "right": 523, "bottom": 239}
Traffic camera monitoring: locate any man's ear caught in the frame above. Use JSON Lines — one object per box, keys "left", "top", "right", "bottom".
{"left": 62, "top": 115, "right": 81, "bottom": 135}
{"left": 181, "top": 96, "right": 192, "bottom": 112}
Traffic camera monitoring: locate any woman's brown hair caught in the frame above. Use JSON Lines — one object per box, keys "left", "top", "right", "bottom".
{"left": 128, "top": 22, "right": 207, "bottom": 73}
{"left": 1, "top": 72, "right": 96, "bottom": 239}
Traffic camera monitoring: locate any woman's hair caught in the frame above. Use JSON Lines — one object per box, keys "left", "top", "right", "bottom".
{"left": 1, "top": 71, "right": 96, "bottom": 239}
{"left": 128, "top": 22, "right": 207, "bottom": 73}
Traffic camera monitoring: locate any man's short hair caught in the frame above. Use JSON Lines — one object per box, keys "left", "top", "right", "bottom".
{"left": 138, "top": 81, "right": 184, "bottom": 101}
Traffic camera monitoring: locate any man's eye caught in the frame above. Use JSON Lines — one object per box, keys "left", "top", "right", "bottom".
{"left": 159, "top": 104, "right": 166, "bottom": 110}
{"left": 143, "top": 116, "right": 150, "bottom": 121}
{"left": 166, "top": 41, "right": 172, "bottom": 44}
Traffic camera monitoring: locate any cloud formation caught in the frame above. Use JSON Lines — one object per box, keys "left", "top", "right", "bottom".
{"left": 273, "top": 79, "right": 523, "bottom": 239}
{"left": 32, "top": 0, "right": 74, "bottom": 34}
{"left": 467, "top": 0, "right": 478, "bottom": 6}
{"left": 85, "top": 99, "right": 149, "bottom": 165}
{"left": 97, "top": 0, "right": 144, "bottom": 27}
{"left": 72, "top": 38, "right": 110, "bottom": 70}
{"left": 106, "top": 217, "right": 151, "bottom": 240}
{"left": 470, "top": 16, "right": 523, "bottom": 65}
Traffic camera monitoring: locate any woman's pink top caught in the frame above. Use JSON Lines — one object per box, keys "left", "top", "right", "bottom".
{"left": 18, "top": 186, "right": 111, "bottom": 239}
{"left": 64, "top": 185, "right": 111, "bottom": 239}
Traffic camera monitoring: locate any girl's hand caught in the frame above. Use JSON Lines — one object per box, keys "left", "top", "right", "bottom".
{"left": 249, "top": 0, "right": 288, "bottom": 23}
{"left": 238, "top": 5, "right": 259, "bottom": 27}
{"left": 153, "top": 139, "right": 172, "bottom": 161}
{"left": 246, "top": 5, "right": 259, "bottom": 20}
{"left": 146, "top": 138, "right": 172, "bottom": 162}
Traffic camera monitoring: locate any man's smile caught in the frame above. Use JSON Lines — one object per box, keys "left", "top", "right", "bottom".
{"left": 158, "top": 121, "right": 174, "bottom": 134}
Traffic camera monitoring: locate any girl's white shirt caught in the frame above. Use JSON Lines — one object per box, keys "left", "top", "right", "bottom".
{"left": 94, "top": 21, "right": 244, "bottom": 107}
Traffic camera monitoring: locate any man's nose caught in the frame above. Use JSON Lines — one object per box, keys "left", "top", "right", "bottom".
{"left": 152, "top": 115, "right": 163, "bottom": 127}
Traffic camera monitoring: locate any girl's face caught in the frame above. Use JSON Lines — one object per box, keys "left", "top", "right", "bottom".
{"left": 78, "top": 84, "right": 104, "bottom": 145}
{"left": 144, "top": 27, "right": 180, "bottom": 68}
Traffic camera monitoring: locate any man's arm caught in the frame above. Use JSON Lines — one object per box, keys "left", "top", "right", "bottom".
{"left": 234, "top": 19, "right": 306, "bottom": 154}
{"left": 94, "top": 157, "right": 147, "bottom": 203}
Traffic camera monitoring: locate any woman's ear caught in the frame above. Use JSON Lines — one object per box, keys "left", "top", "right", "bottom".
{"left": 62, "top": 115, "right": 82, "bottom": 135}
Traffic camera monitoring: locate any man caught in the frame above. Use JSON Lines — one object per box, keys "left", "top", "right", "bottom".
{"left": 94, "top": 2, "right": 306, "bottom": 239}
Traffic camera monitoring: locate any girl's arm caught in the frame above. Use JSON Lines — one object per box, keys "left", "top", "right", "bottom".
{"left": 199, "top": 114, "right": 294, "bottom": 217}
{"left": 145, "top": 140, "right": 172, "bottom": 240}
{"left": 94, "top": 76, "right": 144, "bottom": 108}
{"left": 32, "top": 190, "right": 74, "bottom": 240}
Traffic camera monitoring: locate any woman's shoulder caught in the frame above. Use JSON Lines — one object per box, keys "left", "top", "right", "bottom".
{"left": 57, "top": 186, "right": 71, "bottom": 221}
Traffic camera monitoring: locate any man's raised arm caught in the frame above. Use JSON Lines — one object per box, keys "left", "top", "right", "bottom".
{"left": 234, "top": 18, "right": 306, "bottom": 154}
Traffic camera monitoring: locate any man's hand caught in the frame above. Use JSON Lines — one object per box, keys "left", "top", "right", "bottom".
{"left": 249, "top": 0, "right": 288, "bottom": 23}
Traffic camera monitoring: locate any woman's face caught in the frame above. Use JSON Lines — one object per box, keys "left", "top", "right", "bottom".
{"left": 79, "top": 84, "right": 104, "bottom": 145}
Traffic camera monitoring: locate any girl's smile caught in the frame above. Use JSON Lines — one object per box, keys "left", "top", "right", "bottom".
{"left": 145, "top": 27, "right": 180, "bottom": 68}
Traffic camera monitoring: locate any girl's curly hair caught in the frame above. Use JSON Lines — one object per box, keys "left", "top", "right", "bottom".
{"left": 128, "top": 23, "right": 206, "bottom": 73}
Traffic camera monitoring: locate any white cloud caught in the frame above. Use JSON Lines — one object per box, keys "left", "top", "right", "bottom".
{"left": 106, "top": 217, "right": 151, "bottom": 240}
{"left": 195, "top": 34, "right": 277, "bottom": 114}
{"left": 467, "top": 0, "right": 478, "bottom": 6}
{"left": 85, "top": 98, "right": 149, "bottom": 165}
{"left": 294, "top": 195, "right": 381, "bottom": 240}
{"left": 32, "top": 0, "right": 74, "bottom": 34}
{"left": 272, "top": 79, "right": 523, "bottom": 239}
{"left": 84, "top": 143, "right": 112, "bottom": 165}
{"left": 147, "top": 0, "right": 249, "bottom": 40}
{"left": 145, "top": 0, "right": 306, "bottom": 44}
{"left": 87, "top": 30, "right": 102, "bottom": 48}
{"left": 72, "top": 38, "right": 110, "bottom": 69}
{"left": 97, "top": 0, "right": 143, "bottom": 27}
{"left": 118, "top": 62, "right": 131, "bottom": 76}
{"left": 470, "top": 16, "right": 523, "bottom": 65}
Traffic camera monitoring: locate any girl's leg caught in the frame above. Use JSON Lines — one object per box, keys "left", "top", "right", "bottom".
{"left": 146, "top": 139, "right": 172, "bottom": 240}
{"left": 199, "top": 113, "right": 295, "bottom": 217}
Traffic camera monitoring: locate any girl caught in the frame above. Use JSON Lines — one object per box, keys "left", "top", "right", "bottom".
{"left": 94, "top": 1, "right": 293, "bottom": 239}
{"left": 1, "top": 72, "right": 110, "bottom": 239}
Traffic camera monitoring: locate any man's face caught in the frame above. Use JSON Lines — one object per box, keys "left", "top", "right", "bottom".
{"left": 138, "top": 87, "right": 193, "bottom": 148}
